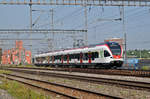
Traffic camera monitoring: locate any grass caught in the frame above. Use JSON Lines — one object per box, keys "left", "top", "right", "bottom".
{"left": 0, "top": 79, "right": 51, "bottom": 99}
{"left": 141, "top": 66, "right": 150, "bottom": 70}
{"left": 1, "top": 65, "right": 53, "bottom": 70}
{"left": 120, "top": 90, "right": 129, "bottom": 96}
{"left": 6, "top": 65, "right": 52, "bottom": 69}
{"left": 10, "top": 64, "right": 35, "bottom": 67}
{"left": 96, "top": 85, "right": 105, "bottom": 89}
{"left": 0, "top": 70, "right": 11, "bottom": 74}
{"left": 48, "top": 79, "right": 56, "bottom": 83}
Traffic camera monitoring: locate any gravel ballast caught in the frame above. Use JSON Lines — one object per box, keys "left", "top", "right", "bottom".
{"left": 12, "top": 68, "right": 150, "bottom": 83}
{"left": 10, "top": 72, "right": 150, "bottom": 99}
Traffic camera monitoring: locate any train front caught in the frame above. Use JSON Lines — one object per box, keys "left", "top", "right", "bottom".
{"left": 107, "top": 42, "right": 124, "bottom": 67}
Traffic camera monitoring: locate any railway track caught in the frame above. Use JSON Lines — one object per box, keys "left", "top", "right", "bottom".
{"left": 4, "top": 68, "right": 150, "bottom": 91}
{"left": 0, "top": 73, "right": 122, "bottom": 99}
{"left": 2, "top": 66, "right": 150, "bottom": 77}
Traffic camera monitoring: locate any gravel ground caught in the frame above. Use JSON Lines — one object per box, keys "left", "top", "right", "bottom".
{"left": 0, "top": 81, "right": 14, "bottom": 99}
{"left": 11, "top": 72, "right": 150, "bottom": 99}
{"left": 14, "top": 68, "right": 150, "bottom": 83}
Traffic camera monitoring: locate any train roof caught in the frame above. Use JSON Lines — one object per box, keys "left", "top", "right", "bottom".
{"left": 35, "top": 41, "right": 119, "bottom": 57}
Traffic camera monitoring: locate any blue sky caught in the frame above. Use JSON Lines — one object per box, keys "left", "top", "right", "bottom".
{"left": 0, "top": 5, "right": 150, "bottom": 55}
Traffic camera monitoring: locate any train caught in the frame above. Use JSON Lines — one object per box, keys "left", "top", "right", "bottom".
{"left": 34, "top": 42, "right": 123, "bottom": 69}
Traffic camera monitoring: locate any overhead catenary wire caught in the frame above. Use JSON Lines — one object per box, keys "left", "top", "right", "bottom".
{"left": 87, "top": 7, "right": 145, "bottom": 29}
{"left": 86, "top": 7, "right": 147, "bottom": 34}
{"left": 35, "top": 7, "right": 84, "bottom": 28}
{"left": 1, "top": 5, "right": 150, "bottom": 55}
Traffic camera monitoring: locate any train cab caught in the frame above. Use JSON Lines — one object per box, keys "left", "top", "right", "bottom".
{"left": 105, "top": 42, "right": 123, "bottom": 67}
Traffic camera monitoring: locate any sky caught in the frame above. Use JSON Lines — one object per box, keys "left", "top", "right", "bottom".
{"left": 0, "top": 4, "right": 150, "bottom": 55}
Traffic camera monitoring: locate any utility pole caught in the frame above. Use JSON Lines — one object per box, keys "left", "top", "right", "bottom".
{"left": 140, "top": 49, "right": 142, "bottom": 59}
{"left": 50, "top": 9, "right": 54, "bottom": 51}
{"left": 124, "top": 31, "right": 127, "bottom": 62}
{"left": 121, "top": 6, "right": 127, "bottom": 65}
{"left": 84, "top": 6, "right": 88, "bottom": 46}
{"left": 29, "top": 0, "right": 32, "bottom": 63}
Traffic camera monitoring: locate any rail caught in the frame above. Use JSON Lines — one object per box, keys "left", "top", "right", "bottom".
{"left": 3, "top": 68, "right": 150, "bottom": 91}
{"left": 0, "top": 73, "right": 122, "bottom": 99}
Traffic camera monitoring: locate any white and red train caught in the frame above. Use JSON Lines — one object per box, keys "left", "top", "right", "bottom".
{"left": 34, "top": 42, "right": 123, "bottom": 68}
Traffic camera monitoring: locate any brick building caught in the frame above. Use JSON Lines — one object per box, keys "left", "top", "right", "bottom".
{"left": 1, "top": 40, "right": 32, "bottom": 65}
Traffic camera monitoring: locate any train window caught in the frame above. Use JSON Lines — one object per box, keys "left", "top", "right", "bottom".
{"left": 95, "top": 52, "right": 99, "bottom": 58}
{"left": 70, "top": 54, "right": 80, "bottom": 60}
{"left": 50, "top": 56, "right": 52, "bottom": 61}
{"left": 72, "top": 54, "right": 75, "bottom": 59}
{"left": 107, "top": 42, "right": 121, "bottom": 55}
{"left": 59, "top": 56, "right": 60, "bottom": 60}
{"left": 57, "top": 56, "right": 59, "bottom": 60}
{"left": 73, "top": 54, "right": 75, "bottom": 59}
{"left": 77, "top": 54, "right": 80, "bottom": 60}
{"left": 91, "top": 52, "right": 99, "bottom": 60}
{"left": 54, "top": 56, "right": 56, "bottom": 60}
{"left": 53, "top": 56, "right": 55, "bottom": 61}
{"left": 80, "top": 53, "right": 83, "bottom": 59}
{"left": 64, "top": 55, "right": 67, "bottom": 61}
{"left": 91, "top": 52, "right": 95, "bottom": 60}
{"left": 83, "top": 53, "right": 88, "bottom": 60}
{"left": 104, "top": 50, "right": 110, "bottom": 57}
{"left": 58, "top": 55, "right": 61, "bottom": 61}
{"left": 36, "top": 58, "right": 40, "bottom": 62}
{"left": 61, "top": 55, "right": 63, "bottom": 60}
{"left": 46, "top": 56, "right": 49, "bottom": 62}
{"left": 41, "top": 57, "right": 45, "bottom": 59}
{"left": 69, "top": 54, "right": 71, "bottom": 61}
{"left": 57, "top": 55, "right": 60, "bottom": 60}
{"left": 69, "top": 54, "right": 73, "bottom": 60}
{"left": 70, "top": 54, "right": 73, "bottom": 59}
{"left": 56, "top": 55, "right": 59, "bottom": 60}
{"left": 41, "top": 57, "right": 46, "bottom": 62}
{"left": 83, "top": 54, "right": 85, "bottom": 60}
{"left": 86, "top": 53, "right": 88, "bottom": 60}
{"left": 75, "top": 54, "right": 77, "bottom": 59}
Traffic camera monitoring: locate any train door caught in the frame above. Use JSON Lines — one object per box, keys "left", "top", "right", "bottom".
{"left": 52, "top": 56, "right": 54, "bottom": 64}
{"left": 99, "top": 49, "right": 105, "bottom": 63}
{"left": 40, "top": 57, "right": 42, "bottom": 64}
{"left": 49, "top": 56, "right": 52, "bottom": 64}
{"left": 67, "top": 54, "right": 69, "bottom": 64}
{"left": 47, "top": 56, "right": 50, "bottom": 64}
{"left": 88, "top": 52, "right": 92, "bottom": 63}
{"left": 80, "top": 52, "right": 83, "bottom": 63}
{"left": 61, "top": 55, "right": 63, "bottom": 64}
{"left": 104, "top": 50, "right": 111, "bottom": 62}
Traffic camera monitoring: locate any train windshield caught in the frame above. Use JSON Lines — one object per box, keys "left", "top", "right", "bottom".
{"left": 107, "top": 42, "right": 121, "bottom": 55}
